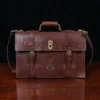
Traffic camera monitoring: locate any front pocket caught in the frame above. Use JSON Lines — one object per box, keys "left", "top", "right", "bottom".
{"left": 34, "top": 52, "right": 66, "bottom": 78}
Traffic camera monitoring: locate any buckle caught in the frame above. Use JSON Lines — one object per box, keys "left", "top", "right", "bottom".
{"left": 66, "top": 50, "right": 72, "bottom": 56}
{"left": 30, "top": 51, "right": 35, "bottom": 56}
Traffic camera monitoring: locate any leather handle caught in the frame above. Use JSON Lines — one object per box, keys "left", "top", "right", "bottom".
{"left": 41, "top": 21, "right": 58, "bottom": 26}
{"left": 39, "top": 21, "right": 61, "bottom": 31}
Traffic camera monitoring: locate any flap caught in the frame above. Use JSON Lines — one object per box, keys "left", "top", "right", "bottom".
{"left": 15, "top": 30, "right": 86, "bottom": 51}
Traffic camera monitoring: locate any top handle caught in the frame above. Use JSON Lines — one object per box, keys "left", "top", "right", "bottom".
{"left": 39, "top": 21, "right": 61, "bottom": 31}
{"left": 41, "top": 21, "right": 58, "bottom": 26}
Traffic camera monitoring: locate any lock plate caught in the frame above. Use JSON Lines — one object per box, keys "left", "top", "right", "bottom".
{"left": 47, "top": 66, "right": 54, "bottom": 70}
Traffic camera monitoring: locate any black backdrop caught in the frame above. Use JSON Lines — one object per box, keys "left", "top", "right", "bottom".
{"left": 0, "top": 0, "right": 100, "bottom": 62}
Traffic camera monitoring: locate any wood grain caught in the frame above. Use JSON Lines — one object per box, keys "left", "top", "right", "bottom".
{"left": 0, "top": 62, "right": 100, "bottom": 100}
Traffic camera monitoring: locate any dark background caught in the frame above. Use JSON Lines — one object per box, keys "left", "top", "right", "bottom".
{"left": 0, "top": 0, "right": 100, "bottom": 62}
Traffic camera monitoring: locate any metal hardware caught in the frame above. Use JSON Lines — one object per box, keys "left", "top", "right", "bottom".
{"left": 78, "top": 29, "right": 88, "bottom": 36}
{"left": 66, "top": 50, "right": 72, "bottom": 56}
{"left": 82, "top": 31, "right": 88, "bottom": 36}
{"left": 47, "top": 66, "right": 54, "bottom": 70}
{"left": 58, "top": 24, "right": 61, "bottom": 31}
{"left": 48, "top": 40, "right": 53, "bottom": 50}
{"left": 39, "top": 24, "right": 61, "bottom": 31}
{"left": 11, "top": 30, "right": 23, "bottom": 33}
{"left": 78, "top": 29, "right": 83, "bottom": 32}
{"left": 30, "top": 51, "right": 35, "bottom": 56}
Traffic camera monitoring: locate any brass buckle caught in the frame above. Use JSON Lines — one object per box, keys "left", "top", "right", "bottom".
{"left": 30, "top": 51, "right": 35, "bottom": 56}
{"left": 66, "top": 50, "right": 72, "bottom": 56}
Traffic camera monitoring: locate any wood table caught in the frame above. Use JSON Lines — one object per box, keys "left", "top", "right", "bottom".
{"left": 0, "top": 62, "right": 100, "bottom": 100}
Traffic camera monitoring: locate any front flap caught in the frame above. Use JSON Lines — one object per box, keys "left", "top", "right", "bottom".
{"left": 15, "top": 30, "right": 86, "bottom": 51}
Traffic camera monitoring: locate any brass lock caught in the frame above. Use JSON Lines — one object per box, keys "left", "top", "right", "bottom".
{"left": 48, "top": 40, "right": 53, "bottom": 50}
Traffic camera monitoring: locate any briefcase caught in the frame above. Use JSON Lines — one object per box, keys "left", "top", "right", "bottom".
{"left": 7, "top": 21, "right": 93, "bottom": 78}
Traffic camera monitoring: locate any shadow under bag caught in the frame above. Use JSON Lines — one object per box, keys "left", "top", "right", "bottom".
{"left": 7, "top": 21, "right": 93, "bottom": 78}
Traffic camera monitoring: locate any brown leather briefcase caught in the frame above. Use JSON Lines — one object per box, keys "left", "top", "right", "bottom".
{"left": 7, "top": 21, "right": 93, "bottom": 78}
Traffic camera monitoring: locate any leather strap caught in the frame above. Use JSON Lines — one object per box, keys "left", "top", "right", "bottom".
{"left": 65, "top": 31, "right": 93, "bottom": 71}
{"left": 29, "top": 51, "right": 36, "bottom": 77}
{"left": 65, "top": 49, "right": 72, "bottom": 77}
{"left": 78, "top": 29, "right": 93, "bottom": 68}
{"left": 7, "top": 31, "right": 16, "bottom": 73}
{"left": 7, "top": 30, "right": 23, "bottom": 73}
{"left": 64, "top": 33, "right": 93, "bottom": 77}
{"left": 7, "top": 30, "right": 36, "bottom": 75}
{"left": 84, "top": 33, "right": 93, "bottom": 68}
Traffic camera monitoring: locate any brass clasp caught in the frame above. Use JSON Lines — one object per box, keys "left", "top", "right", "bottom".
{"left": 48, "top": 40, "right": 53, "bottom": 50}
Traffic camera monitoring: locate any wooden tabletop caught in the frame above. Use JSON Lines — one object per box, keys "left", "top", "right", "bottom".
{"left": 0, "top": 62, "right": 100, "bottom": 100}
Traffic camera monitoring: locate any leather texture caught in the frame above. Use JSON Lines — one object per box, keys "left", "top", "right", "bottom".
{"left": 15, "top": 30, "right": 86, "bottom": 78}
